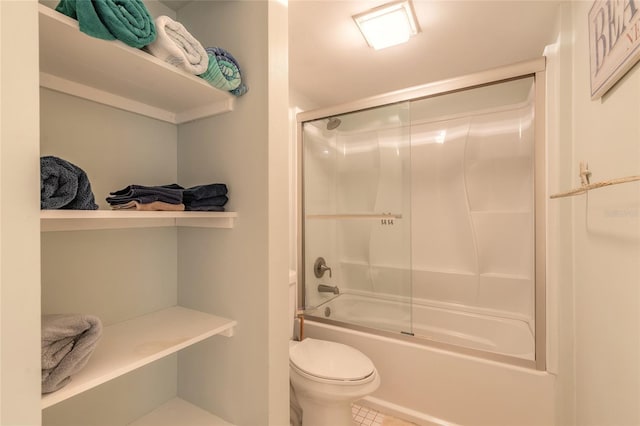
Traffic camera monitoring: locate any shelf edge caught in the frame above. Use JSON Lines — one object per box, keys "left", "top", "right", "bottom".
{"left": 40, "top": 72, "right": 178, "bottom": 123}
{"left": 41, "top": 211, "right": 238, "bottom": 232}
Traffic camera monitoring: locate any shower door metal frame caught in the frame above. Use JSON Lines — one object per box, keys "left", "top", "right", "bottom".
{"left": 297, "top": 57, "right": 547, "bottom": 371}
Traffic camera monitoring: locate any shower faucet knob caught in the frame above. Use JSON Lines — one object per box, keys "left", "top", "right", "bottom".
{"left": 314, "top": 257, "right": 332, "bottom": 278}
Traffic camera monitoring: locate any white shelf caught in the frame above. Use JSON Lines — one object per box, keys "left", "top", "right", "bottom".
{"left": 38, "top": 4, "right": 234, "bottom": 124}
{"left": 41, "top": 210, "right": 238, "bottom": 231}
{"left": 42, "top": 306, "right": 237, "bottom": 409}
{"left": 128, "top": 398, "right": 235, "bottom": 426}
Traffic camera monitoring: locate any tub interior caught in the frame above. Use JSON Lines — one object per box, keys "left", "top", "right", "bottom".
{"left": 305, "top": 293, "right": 534, "bottom": 361}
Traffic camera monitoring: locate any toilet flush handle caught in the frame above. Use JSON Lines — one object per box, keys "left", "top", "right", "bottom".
{"left": 313, "top": 257, "right": 332, "bottom": 278}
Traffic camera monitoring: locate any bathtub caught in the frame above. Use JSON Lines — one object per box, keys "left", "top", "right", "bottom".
{"left": 305, "top": 293, "right": 534, "bottom": 360}
{"left": 302, "top": 294, "right": 554, "bottom": 426}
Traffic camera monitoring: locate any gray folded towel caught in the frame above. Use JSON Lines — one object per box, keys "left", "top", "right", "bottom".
{"left": 42, "top": 314, "right": 103, "bottom": 394}
{"left": 40, "top": 156, "right": 98, "bottom": 210}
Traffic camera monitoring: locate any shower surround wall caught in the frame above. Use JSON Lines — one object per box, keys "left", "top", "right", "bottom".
{"left": 304, "top": 78, "right": 536, "bottom": 358}
{"left": 410, "top": 87, "right": 535, "bottom": 326}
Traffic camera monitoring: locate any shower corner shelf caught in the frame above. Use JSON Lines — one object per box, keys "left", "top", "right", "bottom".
{"left": 38, "top": 4, "right": 234, "bottom": 124}
{"left": 41, "top": 306, "right": 237, "bottom": 410}
{"left": 40, "top": 210, "right": 238, "bottom": 231}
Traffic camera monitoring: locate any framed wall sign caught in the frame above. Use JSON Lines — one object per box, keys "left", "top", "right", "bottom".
{"left": 589, "top": 0, "right": 640, "bottom": 99}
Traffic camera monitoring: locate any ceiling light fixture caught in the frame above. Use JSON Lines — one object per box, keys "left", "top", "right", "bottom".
{"left": 353, "top": 0, "right": 420, "bottom": 50}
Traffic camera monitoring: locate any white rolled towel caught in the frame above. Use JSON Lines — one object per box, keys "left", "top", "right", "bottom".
{"left": 145, "top": 15, "right": 209, "bottom": 75}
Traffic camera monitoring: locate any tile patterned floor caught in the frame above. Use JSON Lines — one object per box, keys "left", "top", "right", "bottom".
{"left": 351, "top": 404, "right": 384, "bottom": 426}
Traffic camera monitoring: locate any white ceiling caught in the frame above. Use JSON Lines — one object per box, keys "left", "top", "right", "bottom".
{"left": 289, "top": 0, "right": 561, "bottom": 108}
{"left": 159, "top": 1, "right": 562, "bottom": 109}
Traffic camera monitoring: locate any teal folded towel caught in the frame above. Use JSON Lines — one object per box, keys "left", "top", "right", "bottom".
{"left": 199, "top": 47, "right": 248, "bottom": 96}
{"left": 55, "top": 0, "right": 156, "bottom": 49}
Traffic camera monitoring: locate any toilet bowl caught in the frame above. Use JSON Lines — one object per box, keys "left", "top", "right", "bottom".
{"left": 289, "top": 338, "right": 380, "bottom": 426}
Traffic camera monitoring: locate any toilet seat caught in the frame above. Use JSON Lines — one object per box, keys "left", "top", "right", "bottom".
{"left": 289, "top": 338, "right": 375, "bottom": 382}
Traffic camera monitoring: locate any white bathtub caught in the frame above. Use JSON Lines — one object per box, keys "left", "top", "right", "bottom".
{"left": 303, "top": 294, "right": 553, "bottom": 426}
{"left": 305, "top": 293, "right": 534, "bottom": 360}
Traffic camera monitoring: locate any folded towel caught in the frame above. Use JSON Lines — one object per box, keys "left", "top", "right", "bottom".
{"left": 106, "top": 184, "right": 183, "bottom": 205}
{"left": 111, "top": 200, "right": 185, "bottom": 211}
{"left": 145, "top": 16, "right": 208, "bottom": 75}
{"left": 198, "top": 47, "right": 249, "bottom": 96}
{"left": 41, "top": 156, "right": 99, "bottom": 210}
{"left": 182, "top": 183, "right": 227, "bottom": 201}
{"left": 187, "top": 195, "right": 228, "bottom": 208}
{"left": 185, "top": 205, "right": 226, "bottom": 212}
{"left": 42, "top": 314, "right": 102, "bottom": 394}
{"left": 55, "top": 0, "right": 156, "bottom": 48}
{"left": 106, "top": 183, "right": 229, "bottom": 211}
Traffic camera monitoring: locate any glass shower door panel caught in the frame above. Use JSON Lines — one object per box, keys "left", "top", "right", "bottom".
{"left": 409, "top": 77, "right": 536, "bottom": 360}
{"left": 302, "top": 103, "right": 412, "bottom": 335}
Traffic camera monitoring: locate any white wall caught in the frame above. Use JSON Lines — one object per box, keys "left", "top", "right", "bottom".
{"left": 175, "top": 2, "right": 290, "bottom": 426}
{"left": 552, "top": 2, "right": 640, "bottom": 425}
{"left": 0, "top": 1, "right": 41, "bottom": 424}
{"left": 571, "top": 2, "right": 640, "bottom": 425}
{"left": 545, "top": 3, "right": 575, "bottom": 424}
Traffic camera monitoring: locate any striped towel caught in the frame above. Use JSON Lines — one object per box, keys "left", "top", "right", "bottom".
{"left": 199, "top": 47, "right": 248, "bottom": 96}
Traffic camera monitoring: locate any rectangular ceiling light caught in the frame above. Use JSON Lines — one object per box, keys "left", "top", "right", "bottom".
{"left": 353, "top": 0, "right": 420, "bottom": 50}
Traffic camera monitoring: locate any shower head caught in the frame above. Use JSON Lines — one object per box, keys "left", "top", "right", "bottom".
{"left": 326, "top": 117, "right": 341, "bottom": 130}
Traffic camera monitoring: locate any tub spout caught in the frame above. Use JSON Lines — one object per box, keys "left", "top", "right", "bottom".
{"left": 317, "top": 284, "right": 340, "bottom": 295}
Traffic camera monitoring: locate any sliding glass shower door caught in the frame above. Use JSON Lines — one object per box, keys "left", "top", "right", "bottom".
{"left": 408, "top": 77, "right": 537, "bottom": 359}
{"left": 301, "top": 103, "right": 413, "bottom": 335}
{"left": 299, "top": 63, "right": 545, "bottom": 367}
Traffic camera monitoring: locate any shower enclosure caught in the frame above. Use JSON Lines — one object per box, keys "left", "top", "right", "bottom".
{"left": 298, "top": 59, "right": 546, "bottom": 369}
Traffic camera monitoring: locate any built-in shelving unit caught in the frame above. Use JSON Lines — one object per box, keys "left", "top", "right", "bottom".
{"left": 38, "top": 4, "right": 234, "bottom": 124}
{"left": 41, "top": 210, "right": 238, "bottom": 232}
{"left": 42, "top": 307, "right": 236, "bottom": 409}
{"left": 37, "top": 3, "right": 240, "bottom": 424}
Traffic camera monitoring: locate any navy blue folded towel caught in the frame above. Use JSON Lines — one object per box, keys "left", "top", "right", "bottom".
{"left": 182, "top": 183, "right": 228, "bottom": 211}
{"left": 182, "top": 183, "right": 227, "bottom": 201}
{"left": 40, "top": 156, "right": 98, "bottom": 210}
{"left": 106, "top": 183, "right": 229, "bottom": 211}
{"left": 187, "top": 195, "right": 228, "bottom": 208}
{"left": 106, "top": 184, "right": 183, "bottom": 205}
{"left": 185, "top": 205, "right": 226, "bottom": 212}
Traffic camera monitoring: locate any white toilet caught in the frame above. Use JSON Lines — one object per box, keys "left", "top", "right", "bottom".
{"left": 288, "top": 271, "right": 380, "bottom": 426}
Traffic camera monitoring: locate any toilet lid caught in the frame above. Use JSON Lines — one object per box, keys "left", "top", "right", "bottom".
{"left": 289, "top": 338, "right": 375, "bottom": 381}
